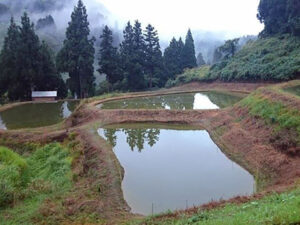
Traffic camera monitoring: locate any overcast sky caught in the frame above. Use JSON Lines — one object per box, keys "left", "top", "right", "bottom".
{"left": 97, "top": 0, "right": 264, "bottom": 39}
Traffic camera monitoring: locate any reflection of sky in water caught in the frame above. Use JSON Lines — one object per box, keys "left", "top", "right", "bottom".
{"left": 0, "top": 114, "right": 7, "bottom": 130}
{"left": 61, "top": 101, "right": 72, "bottom": 118}
{"left": 193, "top": 93, "right": 219, "bottom": 110}
{"left": 99, "top": 92, "right": 241, "bottom": 110}
{"left": 98, "top": 128, "right": 254, "bottom": 215}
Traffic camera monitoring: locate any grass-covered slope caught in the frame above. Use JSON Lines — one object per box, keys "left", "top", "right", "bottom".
{"left": 209, "top": 35, "right": 300, "bottom": 81}
{"left": 129, "top": 187, "right": 300, "bottom": 225}
{"left": 0, "top": 144, "right": 72, "bottom": 224}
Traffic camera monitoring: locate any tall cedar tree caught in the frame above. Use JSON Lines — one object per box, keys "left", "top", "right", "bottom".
{"left": 98, "top": 26, "right": 121, "bottom": 86}
{"left": 0, "top": 18, "right": 20, "bottom": 99}
{"left": 120, "top": 21, "right": 146, "bottom": 90}
{"left": 144, "top": 24, "right": 164, "bottom": 88}
{"left": 57, "top": 0, "right": 95, "bottom": 98}
{"left": 120, "top": 22, "right": 134, "bottom": 89}
{"left": 164, "top": 38, "right": 184, "bottom": 80}
{"left": 182, "top": 29, "right": 197, "bottom": 69}
{"left": 16, "top": 12, "right": 41, "bottom": 100}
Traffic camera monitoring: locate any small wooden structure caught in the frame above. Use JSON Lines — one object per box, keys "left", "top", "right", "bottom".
{"left": 31, "top": 91, "right": 57, "bottom": 102}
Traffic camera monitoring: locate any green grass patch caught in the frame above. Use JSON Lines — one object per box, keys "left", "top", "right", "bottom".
{"left": 240, "top": 94, "right": 300, "bottom": 136}
{"left": 166, "top": 66, "right": 210, "bottom": 87}
{"left": 0, "top": 143, "right": 72, "bottom": 224}
{"left": 129, "top": 187, "right": 300, "bottom": 225}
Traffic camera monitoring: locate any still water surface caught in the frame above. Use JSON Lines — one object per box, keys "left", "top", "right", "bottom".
{"left": 98, "top": 125, "right": 254, "bottom": 215}
{"left": 98, "top": 92, "right": 243, "bottom": 110}
{"left": 0, "top": 101, "right": 78, "bottom": 130}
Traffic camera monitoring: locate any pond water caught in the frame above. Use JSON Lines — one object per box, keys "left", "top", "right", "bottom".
{"left": 98, "top": 92, "right": 243, "bottom": 110}
{"left": 0, "top": 101, "right": 79, "bottom": 130}
{"left": 285, "top": 85, "right": 300, "bottom": 97}
{"left": 98, "top": 124, "right": 255, "bottom": 215}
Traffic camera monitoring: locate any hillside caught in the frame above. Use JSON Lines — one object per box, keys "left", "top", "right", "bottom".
{"left": 208, "top": 35, "right": 300, "bottom": 81}
{"left": 168, "top": 35, "right": 300, "bottom": 85}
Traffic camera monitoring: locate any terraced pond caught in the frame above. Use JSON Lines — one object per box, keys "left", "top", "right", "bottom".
{"left": 98, "top": 124, "right": 255, "bottom": 215}
{"left": 0, "top": 101, "right": 79, "bottom": 130}
{"left": 98, "top": 92, "right": 244, "bottom": 110}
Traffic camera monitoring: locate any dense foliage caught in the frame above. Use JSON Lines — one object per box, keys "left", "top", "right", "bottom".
{"left": 208, "top": 35, "right": 300, "bottom": 81}
{"left": 56, "top": 0, "right": 95, "bottom": 98}
{"left": 257, "top": 0, "right": 300, "bottom": 37}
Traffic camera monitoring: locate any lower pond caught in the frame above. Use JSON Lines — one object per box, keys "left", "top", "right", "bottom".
{"left": 0, "top": 101, "right": 79, "bottom": 130}
{"left": 98, "top": 124, "right": 255, "bottom": 215}
{"left": 98, "top": 92, "right": 243, "bottom": 110}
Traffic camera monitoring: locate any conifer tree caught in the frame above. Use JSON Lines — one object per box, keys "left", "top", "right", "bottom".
{"left": 163, "top": 38, "right": 183, "bottom": 80}
{"left": 98, "top": 26, "right": 121, "bottom": 86}
{"left": 177, "top": 37, "right": 185, "bottom": 71}
{"left": 120, "top": 20, "right": 146, "bottom": 90}
{"left": 197, "top": 52, "right": 206, "bottom": 66}
{"left": 182, "top": 29, "right": 197, "bottom": 69}
{"left": 16, "top": 12, "right": 41, "bottom": 100}
{"left": 56, "top": 0, "right": 95, "bottom": 98}
{"left": 0, "top": 17, "right": 20, "bottom": 99}
{"left": 120, "top": 22, "right": 134, "bottom": 89}
{"left": 144, "top": 24, "right": 164, "bottom": 88}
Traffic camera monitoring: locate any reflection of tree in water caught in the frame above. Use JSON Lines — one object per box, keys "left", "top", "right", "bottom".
{"left": 205, "top": 92, "right": 242, "bottom": 108}
{"left": 103, "top": 128, "right": 160, "bottom": 152}
{"left": 104, "top": 129, "right": 117, "bottom": 147}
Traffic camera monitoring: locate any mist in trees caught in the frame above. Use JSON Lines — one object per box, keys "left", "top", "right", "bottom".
{"left": 0, "top": 15, "right": 66, "bottom": 101}
{"left": 0, "top": 0, "right": 199, "bottom": 102}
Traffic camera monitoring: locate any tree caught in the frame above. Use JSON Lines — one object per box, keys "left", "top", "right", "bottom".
{"left": 98, "top": 25, "right": 121, "bottom": 86}
{"left": 257, "top": 0, "right": 300, "bottom": 37}
{"left": 164, "top": 38, "right": 183, "bottom": 80}
{"left": 197, "top": 52, "right": 206, "bottom": 67}
{"left": 0, "top": 18, "right": 20, "bottom": 99}
{"left": 120, "top": 20, "right": 146, "bottom": 90}
{"left": 15, "top": 12, "right": 41, "bottom": 100}
{"left": 212, "top": 38, "right": 239, "bottom": 64}
{"left": 182, "top": 29, "right": 197, "bottom": 69}
{"left": 56, "top": 0, "right": 95, "bottom": 98}
{"left": 144, "top": 24, "right": 164, "bottom": 88}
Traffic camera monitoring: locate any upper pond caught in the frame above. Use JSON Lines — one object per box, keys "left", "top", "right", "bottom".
{"left": 0, "top": 101, "right": 78, "bottom": 130}
{"left": 98, "top": 92, "right": 243, "bottom": 110}
{"left": 98, "top": 124, "right": 255, "bottom": 215}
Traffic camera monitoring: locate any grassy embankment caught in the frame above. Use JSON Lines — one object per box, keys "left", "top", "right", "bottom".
{"left": 0, "top": 135, "right": 77, "bottom": 225}
{"left": 128, "top": 186, "right": 300, "bottom": 225}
